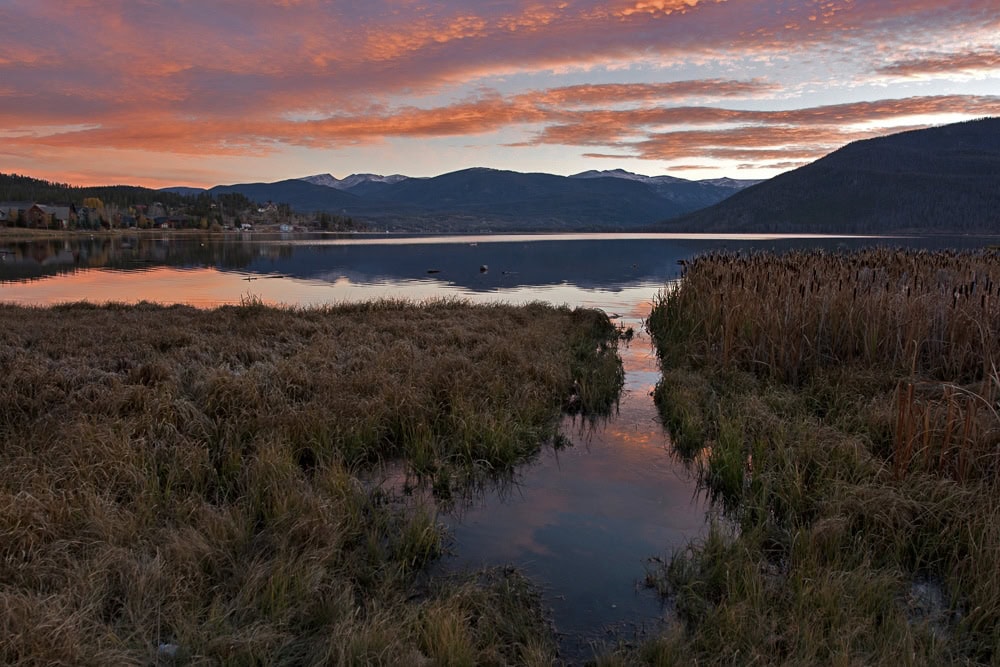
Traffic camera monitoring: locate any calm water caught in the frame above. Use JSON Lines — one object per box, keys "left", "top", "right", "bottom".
{"left": 3, "top": 231, "right": 997, "bottom": 662}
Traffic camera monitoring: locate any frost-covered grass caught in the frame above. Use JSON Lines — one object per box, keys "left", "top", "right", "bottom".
{"left": 0, "top": 299, "right": 623, "bottom": 665}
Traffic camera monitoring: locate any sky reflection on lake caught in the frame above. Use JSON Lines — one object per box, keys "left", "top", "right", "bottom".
{"left": 2, "top": 232, "right": 995, "bottom": 309}
{"left": 427, "top": 325, "right": 707, "bottom": 662}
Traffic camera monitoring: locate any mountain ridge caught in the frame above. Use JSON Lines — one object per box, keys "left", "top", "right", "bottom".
{"left": 174, "top": 166, "right": 750, "bottom": 231}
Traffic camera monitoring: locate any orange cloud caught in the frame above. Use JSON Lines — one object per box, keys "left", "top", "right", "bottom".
{"left": 0, "top": 79, "right": 780, "bottom": 153}
{"left": 736, "top": 160, "right": 809, "bottom": 170}
{"left": 521, "top": 79, "right": 779, "bottom": 107}
{"left": 496, "top": 5, "right": 565, "bottom": 32}
{"left": 532, "top": 96, "right": 1000, "bottom": 162}
{"left": 664, "top": 163, "right": 716, "bottom": 171}
{"left": 877, "top": 50, "right": 1000, "bottom": 78}
{"left": 5, "top": 89, "right": 999, "bottom": 171}
{"left": 527, "top": 95, "right": 1000, "bottom": 147}
{"left": 362, "top": 14, "right": 491, "bottom": 61}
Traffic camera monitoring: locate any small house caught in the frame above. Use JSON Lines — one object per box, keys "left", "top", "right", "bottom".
{"left": 28, "top": 204, "right": 75, "bottom": 229}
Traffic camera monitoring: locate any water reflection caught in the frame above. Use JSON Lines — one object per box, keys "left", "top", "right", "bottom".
{"left": 362, "top": 302, "right": 704, "bottom": 663}
{"left": 4, "top": 233, "right": 998, "bottom": 306}
{"left": 421, "top": 317, "right": 705, "bottom": 663}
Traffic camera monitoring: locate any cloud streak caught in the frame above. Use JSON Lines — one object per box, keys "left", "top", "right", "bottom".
{"left": 877, "top": 50, "right": 1000, "bottom": 78}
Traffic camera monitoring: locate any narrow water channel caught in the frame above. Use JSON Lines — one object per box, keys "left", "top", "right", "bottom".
{"left": 398, "top": 305, "right": 709, "bottom": 663}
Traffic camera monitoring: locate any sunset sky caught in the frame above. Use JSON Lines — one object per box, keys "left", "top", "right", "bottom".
{"left": 1, "top": 0, "right": 998, "bottom": 188}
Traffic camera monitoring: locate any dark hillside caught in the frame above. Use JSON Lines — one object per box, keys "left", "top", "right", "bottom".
{"left": 359, "top": 168, "right": 690, "bottom": 227}
{"left": 661, "top": 117, "right": 1000, "bottom": 233}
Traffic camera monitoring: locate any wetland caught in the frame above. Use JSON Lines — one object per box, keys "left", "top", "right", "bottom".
{"left": 2, "top": 232, "right": 999, "bottom": 664}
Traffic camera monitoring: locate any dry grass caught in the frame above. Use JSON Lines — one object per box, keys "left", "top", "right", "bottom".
{"left": 651, "top": 248, "right": 1000, "bottom": 484}
{"left": 0, "top": 299, "right": 623, "bottom": 665}
{"left": 638, "top": 249, "right": 1000, "bottom": 665}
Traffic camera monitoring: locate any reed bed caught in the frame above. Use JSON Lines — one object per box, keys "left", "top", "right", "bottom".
{"left": 0, "top": 299, "right": 622, "bottom": 665}
{"left": 638, "top": 248, "right": 1000, "bottom": 665}
{"left": 651, "top": 248, "right": 1000, "bottom": 385}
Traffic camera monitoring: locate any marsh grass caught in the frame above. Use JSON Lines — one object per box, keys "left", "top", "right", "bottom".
{"left": 0, "top": 299, "right": 623, "bottom": 665}
{"left": 639, "top": 249, "right": 1000, "bottom": 665}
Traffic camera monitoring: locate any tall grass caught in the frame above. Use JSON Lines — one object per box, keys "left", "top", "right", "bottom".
{"left": 651, "top": 248, "right": 1000, "bottom": 383}
{"left": 640, "top": 249, "right": 1000, "bottom": 665}
{"left": 0, "top": 299, "right": 622, "bottom": 664}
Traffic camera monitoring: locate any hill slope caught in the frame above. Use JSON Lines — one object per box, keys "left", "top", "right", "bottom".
{"left": 661, "top": 117, "right": 1000, "bottom": 234}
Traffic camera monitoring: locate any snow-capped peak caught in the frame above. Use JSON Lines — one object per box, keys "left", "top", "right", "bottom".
{"left": 697, "top": 177, "right": 764, "bottom": 190}
{"left": 300, "top": 173, "right": 341, "bottom": 188}
{"left": 569, "top": 169, "right": 690, "bottom": 184}
{"left": 338, "top": 173, "right": 409, "bottom": 189}
{"left": 299, "top": 173, "right": 409, "bottom": 190}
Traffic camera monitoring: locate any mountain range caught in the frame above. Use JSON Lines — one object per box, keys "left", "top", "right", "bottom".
{"left": 155, "top": 117, "right": 1000, "bottom": 234}
{"left": 163, "top": 168, "right": 759, "bottom": 232}
{"left": 661, "top": 117, "right": 1000, "bottom": 234}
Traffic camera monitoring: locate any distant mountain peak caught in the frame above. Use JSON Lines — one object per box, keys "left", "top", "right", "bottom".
{"left": 697, "top": 177, "right": 764, "bottom": 190}
{"left": 340, "top": 173, "right": 409, "bottom": 189}
{"left": 300, "top": 173, "right": 340, "bottom": 188}
{"left": 570, "top": 169, "right": 691, "bottom": 185}
{"left": 300, "top": 173, "right": 409, "bottom": 190}
{"left": 571, "top": 168, "right": 648, "bottom": 181}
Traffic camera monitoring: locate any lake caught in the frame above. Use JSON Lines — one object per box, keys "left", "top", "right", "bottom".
{"left": 3, "top": 231, "right": 997, "bottom": 662}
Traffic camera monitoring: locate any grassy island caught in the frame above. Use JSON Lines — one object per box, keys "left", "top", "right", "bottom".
{"left": 0, "top": 299, "right": 623, "bottom": 665}
{"left": 629, "top": 249, "right": 1000, "bottom": 665}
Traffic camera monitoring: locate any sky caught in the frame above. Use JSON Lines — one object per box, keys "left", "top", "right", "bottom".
{"left": 1, "top": 0, "right": 998, "bottom": 188}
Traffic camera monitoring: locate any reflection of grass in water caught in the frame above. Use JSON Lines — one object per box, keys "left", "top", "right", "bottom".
{"left": 0, "top": 298, "right": 622, "bottom": 664}
{"left": 631, "top": 249, "right": 1000, "bottom": 665}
